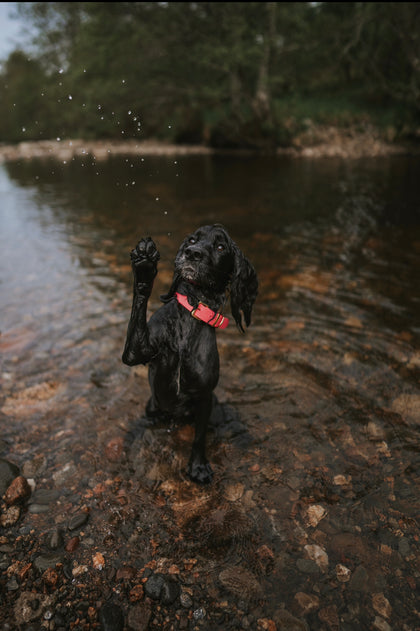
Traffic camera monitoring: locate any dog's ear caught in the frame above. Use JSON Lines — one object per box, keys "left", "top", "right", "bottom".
{"left": 230, "top": 244, "right": 258, "bottom": 332}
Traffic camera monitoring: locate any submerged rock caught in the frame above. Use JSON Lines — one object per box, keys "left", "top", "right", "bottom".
{"left": 144, "top": 573, "right": 180, "bottom": 605}
{"left": 219, "top": 566, "right": 263, "bottom": 601}
{"left": 4, "top": 475, "right": 31, "bottom": 505}
{"left": 99, "top": 602, "right": 124, "bottom": 631}
{"left": 0, "top": 459, "right": 20, "bottom": 495}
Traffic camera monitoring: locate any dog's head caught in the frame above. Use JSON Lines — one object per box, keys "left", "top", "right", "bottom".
{"left": 164, "top": 224, "right": 258, "bottom": 331}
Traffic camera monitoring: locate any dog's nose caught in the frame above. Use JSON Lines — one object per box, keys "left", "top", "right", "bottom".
{"left": 185, "top": 246, "right": 203, "bottom": 261}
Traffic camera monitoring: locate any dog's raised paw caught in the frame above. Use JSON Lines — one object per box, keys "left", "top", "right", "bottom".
{"left": 130, "top": 237, "right": 160, "bottom": 284}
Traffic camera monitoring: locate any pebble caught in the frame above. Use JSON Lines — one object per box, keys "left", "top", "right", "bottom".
{"left": 105, "top": 437, "right": 125, "bottom": 462}
{"left": 49, "top": 527, "right": 63, "bottom": 550}
{"left": 372, "top": 617, "right": 392, "bottom": 631}
{"left": 274, "top": 608, "right": 309, "bottom": 631}
{"left": 219, "top": 566, "right": 263, "bottom": 601}
{"left": 304, "top": 544, "right": 328, "bottom": 572}
{"left": 28, "top": 503, "right": 50, "bottom": 514}
{"left": 33, "top": 553, "right": 64, "bottom": 573}
{"left": 372, "top": 593, "right": 392, "bottom": 619}
{"left": 42, "top": 568, "right": 59, "bottom": 588}
{"left": 4, "top": 475, "right": 31, "bottom": 505}
{"left": 180, "top": 591, "right": 193, "bottom": 608}
{"left": 99, "top": 602, "right": 125, "bottom": 631}
{"left": 296, "top": 559, "right": 320, "bottom": 574}
{"left": 0, "top": 458, "right": 20, "bottom": 495}
{"left": 65, "top": 536, "right": 80, "bottom": 552}
{"left": 318, "top": 605, "right": 339, "bottom": 630}
{"left": 145, "top": 573, "right": 165, "bottom": 600}
{"left": 92, "top": 551, "right": 105, "bottom": 570}
{"left": 303, "top": 504, "right": 327, "bottom": 527}
{"left": 129, "top": 584, "right": 144, "bottom": 602}
{"left": 293, "top": 592, "right": 320, "bottom": 615}
{"left": 336, "top": 563, "right": 351, "bottom": 582}
{"left": 349, "top": 565, "right": 369, "bottom": 592}
{"left": 116, "top": 565, "right": 137, "bottom": 580}
{"left": 127, "top": 602, "right": 152, "bottom": 631}
{"left": 193, "top": 607, "right": 206, "bottom": 621}
{"left": 52, "top": 461, "right": 78, "bottom": 486}
{"left": 29, "top": 488, "right": 60, "bottom": 505}
{"left": 68, "top": 510, "right": 89, "bottom": 531}
{"left": 7, "top": 577, "right": 19, "bottom": 591}
{"left": 22, "top": 454, "right": 47, "bottom": 478}
{"left": 398, "top": 537, "right": 411, "bottom": 558}
{"left": 224, "top": 482, "right": 244, "bottom": 502}
{"left": 0, "top": 505, "right": 20, "bottom": 527}
{"left": 144, "top": 573, "right": 180, "bottom": 605}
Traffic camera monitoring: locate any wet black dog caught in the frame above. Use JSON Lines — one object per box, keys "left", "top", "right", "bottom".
{"left": 122, "top": 224, "right": 258, "bottom": 483}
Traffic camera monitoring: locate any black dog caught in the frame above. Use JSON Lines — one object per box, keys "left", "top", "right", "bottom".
{"left": 122, "top": 224, "right": 258, "bottom": 484}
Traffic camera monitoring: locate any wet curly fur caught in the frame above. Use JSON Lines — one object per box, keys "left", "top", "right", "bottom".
{"left": 122, "top": 224, "right": 258, "bottom": 484}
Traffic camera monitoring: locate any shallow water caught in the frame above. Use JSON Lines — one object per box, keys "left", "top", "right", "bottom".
{"left": 0, "top": 153, "right": 419, "bottom": 629}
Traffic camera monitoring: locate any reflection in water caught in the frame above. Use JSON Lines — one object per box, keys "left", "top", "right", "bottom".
{"left": 0, "top": 154, "right": 419, "bottom": 628}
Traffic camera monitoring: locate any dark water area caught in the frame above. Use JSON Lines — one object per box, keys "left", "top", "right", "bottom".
{"left": 0, "top": 153, "right": 419, "bottom": 630}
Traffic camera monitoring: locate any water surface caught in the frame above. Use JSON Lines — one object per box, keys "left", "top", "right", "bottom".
{"left": 0, "top": 153, "right": 419, "bottom": 629}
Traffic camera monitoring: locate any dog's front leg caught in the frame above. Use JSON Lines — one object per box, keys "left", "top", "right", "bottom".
{"left": 187, "top": 392, "right": 214, "bottom": 484}
{"left": 122, "top": 237, "right": 159, "bottom": 366}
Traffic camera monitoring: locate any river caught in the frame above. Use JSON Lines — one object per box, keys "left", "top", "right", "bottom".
{"left": 0, "top": 153, "right": 419, "bottom": 630}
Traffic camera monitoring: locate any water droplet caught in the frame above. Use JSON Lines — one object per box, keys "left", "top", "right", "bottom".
{"left": 68, "top": 95, "right": 72, "bottom": 100}
{"left": 22, "top": 127, "right": 26, "bottom": 132}
{"left": 59, "top": 68, "right": 64, "bottom": 74}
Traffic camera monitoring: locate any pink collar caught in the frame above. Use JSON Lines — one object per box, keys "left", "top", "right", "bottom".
{"left": 175, "top": 293, "right": 229, "bottom": 329}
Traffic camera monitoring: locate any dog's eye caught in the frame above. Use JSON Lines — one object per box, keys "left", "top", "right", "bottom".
{"left": 188, "top": 237, "right": 197, "bottom": 245}
{"left": 216, "top": 244, "right": 225, "bottom": 252}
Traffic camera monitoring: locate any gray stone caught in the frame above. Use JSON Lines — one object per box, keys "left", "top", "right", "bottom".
{"left": 296, "top": 559, "right": 320, "bottom": 574}
{"left": 99, "top": 602, "right": 124, "bottom": 631}
{"left": 68, "top": 511, "right": 89, "bottom": 531}
{"left": 30, "top": 489, "right": 60, "bottom": 505}
{"left": 349, "top": 565, "right": 369, "bottom": 592}
{"left": 33, "top": 553, "right": 64, "bottom": 573}
{"left": 0, "top": 458, "right": 19, "bottom": 495}
{"left": 127, "top": 603, "right": 152, "bottom": 631}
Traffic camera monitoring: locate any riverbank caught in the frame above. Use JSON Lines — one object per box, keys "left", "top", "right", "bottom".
{"left": 0, "top": 126, "right": 419, "bottom": 162}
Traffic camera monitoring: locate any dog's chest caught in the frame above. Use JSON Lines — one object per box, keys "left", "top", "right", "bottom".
{"left": 174, "top": 319, "right": 219, "bottom": 393}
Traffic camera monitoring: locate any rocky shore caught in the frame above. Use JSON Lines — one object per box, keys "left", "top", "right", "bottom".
{"left": 0, "top": 126, "right": 418, "bottom": 163}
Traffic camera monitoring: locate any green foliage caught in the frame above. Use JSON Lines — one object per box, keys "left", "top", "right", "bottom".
{"left": 1, "top": 2, "right": 419, "bottom": 147}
